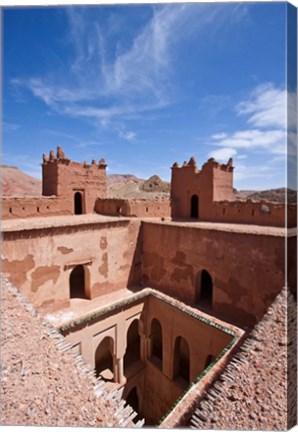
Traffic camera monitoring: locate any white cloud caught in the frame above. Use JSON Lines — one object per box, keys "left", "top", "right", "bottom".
{"left": 118, "top": 130, "right": 136, "bottom": 141}
{"left": 11, "top": 4, "right": 247, "bottom": 119}
{"left": 211, "top": 132, "right": 228, "bottom": 140}
{"left": 208, "top": 147, "right": 237, "bottom": 161}
{"left": 212, "top": 128, "right": 286, "bottom": 154}
{"left": 10, "top": 3, "right": 249, "bottom": 146}
{"left": 236, "top": 83, "right": 286, "bottom": 129}
{"left": 209, "top": 83, "right": 288, "bottom": 157}
{"left": 3, "top": 121, "right": 20, "bottom": 132}
{"left": 233, "top": 163, "right": 272, "bottom": 182}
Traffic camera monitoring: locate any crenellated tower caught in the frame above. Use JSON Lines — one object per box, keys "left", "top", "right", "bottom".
{"left": 170, "top": 156, "right": 234, "bottom": 219}
{"left": 42, "top": 146, "right": 107, "bottom": 214}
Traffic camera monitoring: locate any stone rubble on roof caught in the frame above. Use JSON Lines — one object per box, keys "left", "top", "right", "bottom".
{"left": 0, "top": 275, "right": 143, "bottom": 427}
{"left": 190, "top": 286, "right": 296, "bottom": 430}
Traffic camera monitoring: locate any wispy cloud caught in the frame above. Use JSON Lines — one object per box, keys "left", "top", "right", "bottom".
{"left": 208, "top": 147, "right": 237, "bottom": 161}
{"left": 212, "top": 128, "right": 285, "bottom": 154}
{"left": 209, "top": 83, "right": 288, "bottom": 159}
{"left": 43, "top": 129, "right": 78, "bottom": 141}
{"left": 3, "top": 121, "right": 21, "bottom": 132}
{"left": 236, "top": 83, "right": 286, "bottom": 129}
{"left": 11, "top": 3, "right": 248, "bottom": 132}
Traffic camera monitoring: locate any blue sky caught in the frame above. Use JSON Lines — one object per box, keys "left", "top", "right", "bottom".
{"left": 2, "top": 2, "right": 295, "bottom": 189}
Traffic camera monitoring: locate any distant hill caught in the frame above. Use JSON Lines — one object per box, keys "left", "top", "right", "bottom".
{"left": 0, "top": 166, "right": 170, "bottom": 199}
{"left": 234, "top": 188, "right": 297, "bottom": 204}
{"left": 1, "top": 165, "right": 296, "bottom": 203}
{"left": 108, "top": 174, "right": 170, "bottom": 199}
{"left": 141, "top": 175, "right": 171, "bottom": 194}
{"left": 1, "top": 165, "right": 42, "bottom": 196}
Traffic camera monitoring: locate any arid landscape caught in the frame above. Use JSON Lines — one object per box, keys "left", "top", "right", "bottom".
{"left": 2, "top": 165, "right": 296, "bottom": 202}
{"left": 2, "top": 2, "right": 297, "bottom": 430}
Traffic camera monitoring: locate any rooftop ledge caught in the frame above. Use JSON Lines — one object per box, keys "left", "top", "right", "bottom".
{"left": 1, "top": 214, "right": 131, "bottom": 233}
{"left": 1, "top": 213, "right": 295, "bottom": 237}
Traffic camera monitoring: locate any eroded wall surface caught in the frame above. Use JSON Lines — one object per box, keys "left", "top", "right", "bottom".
{"left": 142, "top": 222, "right": 287, "bottom": 326}
{"left": 2, "top": 218, "right": 141, "bottom": 310}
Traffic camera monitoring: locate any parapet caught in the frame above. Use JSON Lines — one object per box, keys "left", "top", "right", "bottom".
{"left": 172, "top": 156, "right": 233, "bottom": 173}
{"left": 201, "top": 157, "right": 234, "bottom": 173}
{"left": 171, "top": 156, "right": 199, "bottom": 172}
{"left": 42, "top": 146, "right": 107, "bottom": 170}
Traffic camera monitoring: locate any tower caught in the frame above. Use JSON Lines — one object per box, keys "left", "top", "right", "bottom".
{"left": 42, "top": 146, "right": 107, "bottom": 214}
{"left": 170, "top": 156, "right": 234, "bottom": 219}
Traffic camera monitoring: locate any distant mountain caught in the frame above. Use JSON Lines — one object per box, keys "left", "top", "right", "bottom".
{"left": 1, "top": 165, "right": 42, "bottom": 196}
{"left": 1, "top": 165, "right": 295, "bottom": 203}
{"left": 234, "top": 188, "right": 297, "bottom": 204}
{"left": 1, "top": 166, "right": 170, "bottom": 200}
{"left": 141, "top": 175, "right": 171, "bottom": 193}
{"left": 108, "top": 174, "right": 143, "bottom": 186}
{"left": 108, "top": 174, "right": 170, "bottom": 199}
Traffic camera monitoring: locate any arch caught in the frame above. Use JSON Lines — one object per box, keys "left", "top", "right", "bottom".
{"left": 74, "top": 191, "right": 83, "bottom": 215}
{"left": 204, "top": 354, "right": 215, "bottom": 369}
{"left": 126, "top": 386, "right": 139, "bottom": 414}
{"left": 190, "top": 194, "right": 199, "bottom": 218}
{"left": 94, "top": 336, "right": 114, "bottom": 380}
{"left": 124, "top": 319, "right": 141, "bottom": 372}
{"left": 125, "top": 386, "right": 141, "bottom": 423}
{"left": 150, "top": 318, "right": 163, "bottom": 363}
{"left": 69, "top": 265, "right": 87, "bottom": 299}
{"left": 173, "top": 336, "right": 190, "bottom": 383}
{"left": 196, "top": 269, "right": 213, "bottom": 308}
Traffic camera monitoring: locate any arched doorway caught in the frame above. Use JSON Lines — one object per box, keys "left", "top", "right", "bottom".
{"left": 74, "top": 192, "right": 83, "bottom": 215}
{"left": 150, "top": 318, "right": 163, "bottom": 364}
{"left": 196, "top": 269, "right": 213, "bottom": 308}
{"left": 125, "top": 387, "right": 141, "bottom": 423}
{"left": 94, "top": 337, "right": 114, "bottom": 380}
{"left": 124, "top": 320, "right": 141, "bottom": 373}
{"left": 69, "top": 265, "right": 86, "bottom": 299}
{"left": 190, "top": 194, "right": 199, "bottom": 218}
{"left": 173, "top": 336, "right": 190, "bottom": 383}
{"left": 204, "top": 354, "right": 215, "bottom": 369}
{"left": 126, "top": 387, "right": 139, "bottom": 413}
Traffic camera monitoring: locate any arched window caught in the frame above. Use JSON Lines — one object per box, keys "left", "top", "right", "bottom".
{"left": 74, "top": 192, "right": 83, "bottom": 215}
{"left": 196, "top": 269, "right": 213, "bottom": 308}
{"left": 173, "top": 336, "right": 190, "bottom": 383}
{"left": 126, "top": 387, "right": 139, "bottom": 413}
{"left": 190, "top": 194, "right": 199, "bottom": 218}
{"left": 94, "top": 337, "right": 114, "bottom": 380}
{"left": 69, "top": 265, "right": 86, "bottom": 299}
{"left": 125, "top": 387, "right": 141, "bottom": 423}
{"left": 204, "top": 354, "right": 215, "bottom": 369}
{"left": 150, "top": 318, "right": 163, "bottom": 366}
{"left": 124, "top": 320, "right": 141, "bottom": 373}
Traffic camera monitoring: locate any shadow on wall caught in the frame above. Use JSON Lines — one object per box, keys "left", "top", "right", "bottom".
{"left": 127, "top": 224, "right": 143, "bottom": 290}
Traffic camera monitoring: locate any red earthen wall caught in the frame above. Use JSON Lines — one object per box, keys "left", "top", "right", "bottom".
{"left": 212, "top": 165, "right": 234, "bottom": 201}
{"left": 95, "top": 198, "right": 171, "bottom": 218}
{"left": 142, "top": 222, "right": 288, "bottom": 326}
{"left": 2, "top": 196, "right": 72, "bottom": 220}
{"left": 142, "top": 295, "right": 233, "bottom": 423}
{"left": 171, "top": 158, "right": 233, "bottom": 219}
{"left": 43, "top": 159, "right": 107, "bottom": 214}
{"left": 170, "top": 157, "right": 294, "bottom": 227}
{"left": 1, "top": 219, "right": 142, "bottom": 310}
{"left": 203, "top": 200, "right": 296, "bottom": 228}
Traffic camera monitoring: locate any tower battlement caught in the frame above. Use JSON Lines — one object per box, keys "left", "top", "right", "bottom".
{"left": 171, "top": 156, "right": 234, "bottom": 219}
{"left": 42, "top": 146, "right": 107, "bottom": 213}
